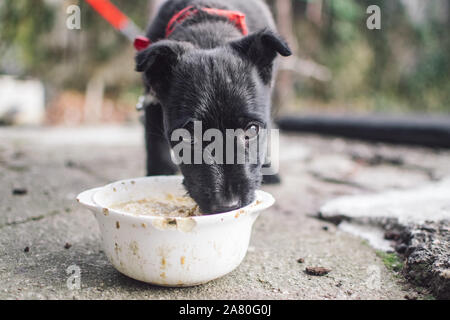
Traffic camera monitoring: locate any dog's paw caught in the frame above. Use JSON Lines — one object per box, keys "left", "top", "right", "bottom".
{"left": 262, "top": 174, "right": 281, "bottom": 185}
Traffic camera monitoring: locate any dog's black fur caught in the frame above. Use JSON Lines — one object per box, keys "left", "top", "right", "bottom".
{"left": 136, "top": 0, "right": 291, "bottom": 214}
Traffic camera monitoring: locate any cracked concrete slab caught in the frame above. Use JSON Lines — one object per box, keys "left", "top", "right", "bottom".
{"left": 320, "top": 179, "right": 450, "bottom": 225}
{"left": 319, "top": 180, "right": 450, "bottom": 299}
{"left": 2, "top": 126, "right": 449, "bottom": 299}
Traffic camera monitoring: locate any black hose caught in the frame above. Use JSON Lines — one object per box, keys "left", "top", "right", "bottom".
{"left": 276, "top": 115, "right": 450, "bottom": 148}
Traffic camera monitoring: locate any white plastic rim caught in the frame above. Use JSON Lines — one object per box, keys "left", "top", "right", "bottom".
{"left": 91, "top": 176, "right": 275, "bottom": 224}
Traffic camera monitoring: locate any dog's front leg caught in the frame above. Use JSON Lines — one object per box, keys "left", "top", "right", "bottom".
{"left": 144, "top": 103, "right": 178, "bottom": 176}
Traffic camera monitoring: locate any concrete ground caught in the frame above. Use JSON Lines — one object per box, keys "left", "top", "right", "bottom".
{"left": 1, "top": 126, "right": 449, "bottom": 300}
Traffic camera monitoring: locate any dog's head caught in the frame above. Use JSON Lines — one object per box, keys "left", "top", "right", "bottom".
{"left": 136, "top": 29, "right": 291, "bottom": 214}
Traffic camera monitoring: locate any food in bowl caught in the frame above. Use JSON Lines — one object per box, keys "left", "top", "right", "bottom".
{"left": 110, "top": 194, "right": 202, "bottom": 217}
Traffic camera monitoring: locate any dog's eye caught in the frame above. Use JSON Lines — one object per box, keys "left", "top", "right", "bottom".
{"left": 244, "top": 123, "right": 261, "bottom": 141}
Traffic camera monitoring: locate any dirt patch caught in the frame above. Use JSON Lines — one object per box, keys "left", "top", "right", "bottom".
{"left": 305, "top": 267, "right": 331, "bottom": 276}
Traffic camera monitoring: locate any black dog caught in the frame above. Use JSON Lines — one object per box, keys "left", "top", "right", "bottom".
{"left": 136, "top": 0, "right": 291, "bottom": 214}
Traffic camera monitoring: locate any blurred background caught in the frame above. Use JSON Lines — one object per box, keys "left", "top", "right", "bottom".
{"left": 0, "top": 0, "right": 449, "bottom": 127}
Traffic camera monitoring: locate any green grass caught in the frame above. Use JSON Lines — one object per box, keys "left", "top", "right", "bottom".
{"left": 376, "top": 251, "right": 404, "bottom": 272}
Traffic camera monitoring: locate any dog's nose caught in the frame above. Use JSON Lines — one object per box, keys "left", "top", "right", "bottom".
{"left": 206, "top": 197, "right": 240, "bottom": 214}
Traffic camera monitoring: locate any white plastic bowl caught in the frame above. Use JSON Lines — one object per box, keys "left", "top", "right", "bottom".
{"left": 76, "top": 176, "right": 275, "bottom": 287}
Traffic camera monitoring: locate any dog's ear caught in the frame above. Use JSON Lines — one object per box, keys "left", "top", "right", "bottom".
{"left": 230, "top": 29, "right": 292, "bottom": 84}
{"left": 135, "top": 40, "right": 193, "bottom": 95}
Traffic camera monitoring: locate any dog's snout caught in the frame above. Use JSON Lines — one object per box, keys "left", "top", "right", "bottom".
{"left": 204, "top": 195, "right": 240, "bottom": 214}
{"left": 207, "top": 203, "right": 240, "bottom": 214}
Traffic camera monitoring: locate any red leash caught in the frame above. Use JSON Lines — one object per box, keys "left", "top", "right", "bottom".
{"left": 85, "top": 0, "right": 147, "bottom": 49}
{"left": 85, "top": 1, "right": 248, "bottom": 52}
{"left": 85, "top": 0, "right": 128, "bottom": 30}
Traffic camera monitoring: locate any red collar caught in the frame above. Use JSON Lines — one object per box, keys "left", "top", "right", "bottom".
{"left": 134, "top": 6, "right": 248, "bottom": 51}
